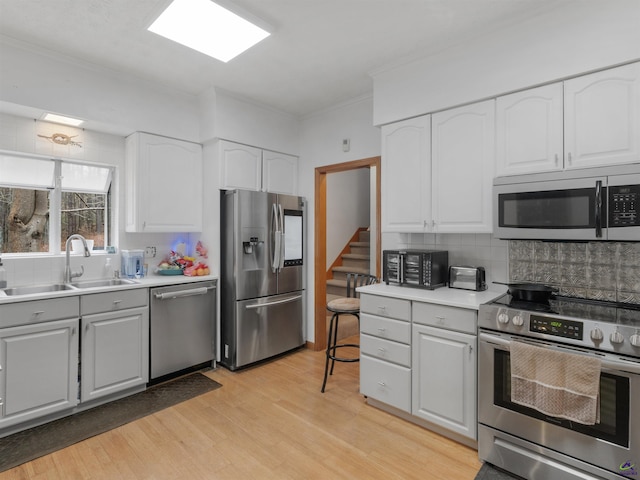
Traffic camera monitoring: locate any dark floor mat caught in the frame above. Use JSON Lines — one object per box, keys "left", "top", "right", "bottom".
{"left": 0, "top": 372, "right": 222, "bottom": 472}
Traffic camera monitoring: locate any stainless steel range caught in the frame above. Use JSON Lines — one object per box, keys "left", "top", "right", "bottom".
{"left": 478, "top": 294, "right": 640, "bottom": 480}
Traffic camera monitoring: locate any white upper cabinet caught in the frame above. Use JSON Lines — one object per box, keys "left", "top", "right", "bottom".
{"left": 381, "top": 115, "right": 432, "bottom": 232}
{"left": 218, "top": 140, "right": 262, "bottom": 191}
{"left": 125, "top": 132, "right": 203, "bottom": 232}
{"left": 432, "top": 100, "right": 495, "bottom": 233}
{"left": 496, "top": 83, "right": 564, "bottom": 176}
{"left": 218, "top": 140, "right": 298, "bottom": 195}
{"left": 262, "top": 150, "right": 298, "bottom": 195}
{"left": 564, "top": 62, "right": 640, "bottom": 169}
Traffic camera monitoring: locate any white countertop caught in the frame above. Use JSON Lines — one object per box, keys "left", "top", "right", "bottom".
{"left": 357, "top": 283, "right": 506, "bottom": 310}
{"left": 0, "top": 274, "right": 218, "bottom": 304}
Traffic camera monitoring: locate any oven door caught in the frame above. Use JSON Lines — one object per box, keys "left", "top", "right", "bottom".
{"left": 478, "top": 331, "right": 640, "bottom": 480}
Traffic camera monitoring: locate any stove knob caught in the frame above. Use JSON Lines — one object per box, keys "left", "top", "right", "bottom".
{"left": 590, "top": 327, "right": 604, "bottom": 342}
{"left": 512, "top": 314, "right": 524, "bottom": 327}
{"left": 498, "top": 312, "right": 509, "bottom": 324}
{"left": 630, "top": 333, "right": 640, "bottom": 348}
{"left": 610, "top": 330, "right": 625, "bottom": 345}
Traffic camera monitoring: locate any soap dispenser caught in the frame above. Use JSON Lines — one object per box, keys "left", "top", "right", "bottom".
{"left": 0, "top": 256, "right": 6, "bottom": 289}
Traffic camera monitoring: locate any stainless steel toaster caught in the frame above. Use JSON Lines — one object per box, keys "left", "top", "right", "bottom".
{"left": 449, "top": 266, "right": 487, "bottom": 291}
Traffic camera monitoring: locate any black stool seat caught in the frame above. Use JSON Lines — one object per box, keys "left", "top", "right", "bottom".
{"left": 321, "top": 273, "right": 377, "bottom": 393}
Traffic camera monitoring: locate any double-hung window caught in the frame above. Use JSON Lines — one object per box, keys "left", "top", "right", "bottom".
{"left": 0, "top": 151, "right": 113, "bottom": 254}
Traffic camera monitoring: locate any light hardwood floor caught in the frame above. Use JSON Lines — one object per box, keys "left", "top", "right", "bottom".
{"left": 3, "top": 338, "right": 482, "bottom": 479}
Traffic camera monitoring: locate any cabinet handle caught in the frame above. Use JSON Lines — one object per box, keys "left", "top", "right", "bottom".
{"left": 554, "top": 154, "right": 559, "bottom": 166}
{"left": 0, "top": 398, "right": 3, "bottom": 407}
{"left": 113, "top": 300, "right": 122, "bottom": 305}
{"left": 377, "top": 306, "right": 387, "bottom": 311}
{"left": 468, "top": 345, "right": 473, "bottom": 354}
{"left": 72, "top": 327, "right": 76, "bottom": 335}
{"left": 567, "top": 152, "right": 572, "bottom": 164}
{"left": 436, "top": 315, "right": 445, "bottom": 324}
{"left": 377, "top": 327, "right": 386, "bottom": 332}
{"left": 33, "top": 311, "right": 44, "bottom": 316}
{"left": 377, "top": 347, "right": 386, "bottom": 353}
{"left": 85, "top": 324, "right": 90, "bottom": 332}
{"left": 377, "top": 381, "right": 386, "bottom": 387}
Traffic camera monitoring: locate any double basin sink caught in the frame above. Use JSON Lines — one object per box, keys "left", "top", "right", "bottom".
{"left": 1, "top": 278, "right": 139, "bottom": 296}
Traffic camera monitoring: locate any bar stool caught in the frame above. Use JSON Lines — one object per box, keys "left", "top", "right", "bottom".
{"left": 321, "top": 272, "right": 378, "bottom": 392}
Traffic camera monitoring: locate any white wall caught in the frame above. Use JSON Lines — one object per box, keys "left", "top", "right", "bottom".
{"left": 298, "top": 95, "right": 380, "bottom": 341}
{"left": 372, "top": 0, "right": 640, "bottom": 125}
{"left": 326, "top": 168, "right": 370, "bottom": 269}
{"left": 0, "top": 38, "right": 200, "bottom": 141}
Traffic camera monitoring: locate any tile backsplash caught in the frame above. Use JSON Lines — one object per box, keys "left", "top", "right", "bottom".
{"left": 510, "top": 241, "right": 640, "bottom": 304}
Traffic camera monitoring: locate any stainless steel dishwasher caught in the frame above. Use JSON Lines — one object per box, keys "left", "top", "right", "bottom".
{"left": 149, "top": 280, "right": 216, "bottom": 382}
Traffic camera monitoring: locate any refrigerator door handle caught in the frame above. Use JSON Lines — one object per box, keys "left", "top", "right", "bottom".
{"left": 278, "top": 203, "right": 285, "bottom": 271}
{"left": 271, "top": 203, "right": 280, "bottom": 272}
{"left": 245, "top": 294, "right": 303, "bottom": 310}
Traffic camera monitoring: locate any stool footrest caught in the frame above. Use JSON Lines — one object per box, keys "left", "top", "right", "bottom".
{"left": 327, "top": 343, "right": 360, "bottom": 362}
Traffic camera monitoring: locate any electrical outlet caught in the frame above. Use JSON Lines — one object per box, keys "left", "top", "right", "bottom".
{"left": 145, "top": 246, "right": 156, "bottom": 258}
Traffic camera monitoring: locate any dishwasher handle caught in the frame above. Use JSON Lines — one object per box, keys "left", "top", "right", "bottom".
{"left": 154, "top": 286, "right": 212, "bottom": 300}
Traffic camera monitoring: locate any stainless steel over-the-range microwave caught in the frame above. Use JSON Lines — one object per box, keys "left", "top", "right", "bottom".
{"left": 494, "top": 164, "right": 640, "bottom": 241}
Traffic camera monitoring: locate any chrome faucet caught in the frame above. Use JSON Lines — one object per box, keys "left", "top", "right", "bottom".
{"left": 64, "top": 234, "right": 91, "bottom": 283}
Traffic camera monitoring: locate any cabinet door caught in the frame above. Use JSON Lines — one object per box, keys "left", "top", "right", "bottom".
{"left": 262, "top": 150, "right": 298, "bottom": 194}
{"left": 219, "top": 140, "right": 262, "bottom": 191}
{"left": 381, "top": 115, "right": 432, "bottom": 232}
{"left": 0, "top": 318, "right": 78, "bottom": 429}
{"left": 432, "top": 100, "right": 495, "bottom": 233}
{"left": 126, "top": 132, "right": 203, "bottom": 232}
{"left": 81, "top": 307, "right": 148, "bottom": 402}
{"left": 496, "top": 83, "right": 564, "bottom": 175}
{"left": 564, "top": 62, "right": 640, "bottom": 169}
{"left": 412, "top": 324, "right": 476, "bottom": 440}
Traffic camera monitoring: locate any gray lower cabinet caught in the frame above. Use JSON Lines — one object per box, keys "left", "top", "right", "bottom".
{"left": 412, "top": 303, "right": 477, "bottom": 440}
{"left": 80, "top": 289, "right": 149, "bottom": 403}
{"left": 0, "top": 298, "right": 80, "bottom": 429}
{"left": 359, "top": 294, "right": 412, "bottom": 412}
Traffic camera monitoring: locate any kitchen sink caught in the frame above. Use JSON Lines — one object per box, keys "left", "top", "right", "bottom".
{"left": 70, "top": 278, "right": 139, "bottom": 289}
{"left": 1, "top": 283, "right": 78, "bottom": 296}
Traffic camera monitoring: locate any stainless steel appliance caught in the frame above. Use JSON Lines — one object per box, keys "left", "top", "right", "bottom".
{"left": 448, "top": 266, "right": 486, "bottom": 291}
{"left": 220, "top": 189, "right": 305, "bottom": 371}
{"left": 494, "top": 163, "right": 640, "bottom": 240}
{"left": 149, "top": 281, "right": 216, "bottom": 382}
{"left": 478, "top": 294, "right": 640, "bottom": 480}
{"left": 382, "top": 249, "right": 448, "bottom": 289}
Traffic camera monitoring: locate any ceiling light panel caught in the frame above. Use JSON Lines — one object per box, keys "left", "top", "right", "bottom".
{"left": 43, "top": 113, "right": 84, "bottom": 126}
{"left": 148, "top": 0, "right": 270, "bottom": 63}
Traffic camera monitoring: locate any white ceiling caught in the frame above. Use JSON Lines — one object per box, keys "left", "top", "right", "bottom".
{"left": 0, "top": 0, "right": 572, "bottom": 117}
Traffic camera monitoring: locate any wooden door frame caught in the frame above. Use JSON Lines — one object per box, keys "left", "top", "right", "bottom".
{"left": 313, "top": 156, "right": 381, "bottom": 351}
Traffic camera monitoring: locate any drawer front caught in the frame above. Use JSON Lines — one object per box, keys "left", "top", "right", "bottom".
{"left": 360, "top": 313, "right": 410, "bottom": 344}
{"left": 360, "top": 294, "right": 411, "bottom": 321}
{"left": 360, "top": 355, "right": 411, "bottom": 413}
{"left": 412, "top": 302, "right": 476, "bottom": 334}
{"left": 0, "top": 297, "right": 79, "bottom": 328}
{"left": 80, "top": 288, "right": 148, "bottom": 315}
{"left": 360, "top": 333, "right": 410, "bottom": 367}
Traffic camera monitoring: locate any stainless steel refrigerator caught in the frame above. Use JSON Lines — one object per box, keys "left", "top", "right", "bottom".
{"left": 220, "top": 189, "right": 305, "bottom": 370}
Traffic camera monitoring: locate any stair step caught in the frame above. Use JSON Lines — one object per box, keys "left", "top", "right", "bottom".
{"left": 350, "top": 242, "right": 370, "bottom": 248}
{"left": 331, "top": 266, "right": 370, "bottom": 281}
{"left": 359, "top": 230, "right": 370, "bottom": 243}
{"left": 342, "top": 253, "right": 369, "bottom": 260}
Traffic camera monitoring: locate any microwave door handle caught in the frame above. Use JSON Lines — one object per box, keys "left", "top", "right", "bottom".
{"left": 595, "top": 180, "right": 603, "bottom": 238}
{"left": 399, "top": 253, "right": 404, "bottom": 284}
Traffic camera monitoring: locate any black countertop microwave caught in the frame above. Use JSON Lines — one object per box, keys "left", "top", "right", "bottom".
{"left": 493, "top": 164, "right": 640, "bottom": 241}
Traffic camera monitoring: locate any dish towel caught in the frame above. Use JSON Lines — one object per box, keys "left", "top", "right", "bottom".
{"left": 510, "top": 341, "right": 601, "bottom": 425}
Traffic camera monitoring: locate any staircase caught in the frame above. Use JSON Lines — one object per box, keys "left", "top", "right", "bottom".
{"left": 325, "top": 229, "right": 370, "bottom": 341}
{"left": 326, "top": 229, "right": 371, "bottom": 298}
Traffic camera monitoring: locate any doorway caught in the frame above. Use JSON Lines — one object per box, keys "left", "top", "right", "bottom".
{"left": 313, "top": 156, "right": 381, "bottom": 351}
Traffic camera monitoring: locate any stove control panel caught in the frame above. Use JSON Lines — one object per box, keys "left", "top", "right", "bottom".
{"left": 530, "top": 315, "right": 583, "bottom": 340}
